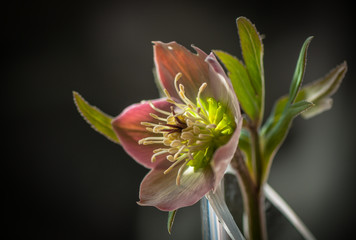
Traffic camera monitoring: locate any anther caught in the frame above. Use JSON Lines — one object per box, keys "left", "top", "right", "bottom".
{"left": 174, "top": 145, "right": 186, "bottom": 160}
{"left": 141, "top": 122, "right": 157, "bottom": 127}
{"left": 206, "top": 124, "right": 217, "bottom": 129}
{"left": 167, "top": 155, "right": 175, "bottom": 162}
{"left": 163, "top": 139, "right": 172, "bottom": 146}
{"left": 174, "top": 73, "right": 182, "bottom": 94}
{"left": 168, "top": 148, "right": 178, "bottom": 154}
{"left": 170, "top": 140, "right": 181, "bottom": 148}
{"left": 181, "top": 132, "right": 195, "bottom": 140}
{"left": 151, "top": 150, "right": 168, "bottom": 162}
{"left": 198, "top": 83, "right": 207, "bottom": 97}
{"left": 153, "top": 125, "right": 163, "bottom": 133}
{"left": 164, "top": 154, "right": 188, "bottom": 174}
{"left": 146, "top": 127, "right": 154, "bottom": 132}
{"left": 148, "top": 101, "right": 170, "bottom": 115}
{"left": 163, "top": 89, "right": 172, "bottom": 99}
{"left": 149, "top": 113, "right": 167, "bottom": 122}
{"left": 198, "top": 134, "right": 212, "bottom": 139}
{"left": 176, "top": 161, "right": 188, "bottom": 186}
{"left": 141, "top": 141, "right": 164, "bottom": 145}
{"left": 197, "top": 82, "right": 208, "bottom": 116}
{"left": 193, "top": 126, "right": 200, "bottom": 135}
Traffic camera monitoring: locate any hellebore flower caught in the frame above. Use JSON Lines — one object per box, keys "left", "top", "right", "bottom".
{"left": 112, "top": 42, "right": 242, "bottom": 211}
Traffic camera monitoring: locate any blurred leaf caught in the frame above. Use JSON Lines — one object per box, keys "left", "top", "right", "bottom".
{"left": 261, "top": 97, "right": 289, "bottom": 138}
{"left": 262, "top": 101, "right": 314, "bottom": 178}
{"left": 214, "top": 51, "right": 259, "bottom": 122}
{"left": 237, "top": 17, "right": 264, "bottom": 125}
{"left": 288, "top": 37, "right": 313, "bottom": 104}
{"left": 301, "top": 98, "right": 332, "bottom": 119}
{"left": 167, "top": 210, "right": 177, "bottom": 234}
{"left": 297, "top": 61, "right": 347, "bottom": 118}
{"left": 264, "top": 184, "right": 316, "bottom": 240}
{"left": 73, "top": 91, "right": 120, "bottom": 144}
{"left": 263, "top": 61, "right": 347, "bottom": 129}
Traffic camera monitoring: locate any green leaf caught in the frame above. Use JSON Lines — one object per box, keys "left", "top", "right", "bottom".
{"left": 73, "top": 91, "right": 120, "bottom": 144}
{"left": 260, "top": 97, "right": 289, "bottom": 138}
{"left": 167, "top": 210, "right": 177, "bottom": 234}
{"left": 297, "top": 61, "right": 347, "bottom": 118}
{"left": 288, "top": 36, "right": 313, "bottom": 104}
{"left": 262, "top": 101, "right": 314, "bottom": 171}
{"left": 214, "top": 51, "right": 259, "bottom": 122}
{"left": 262, "top": 61, "right": 347, "bottom": 129}
{"left": 237, "top": 17, "right": 265, "bottom": 125}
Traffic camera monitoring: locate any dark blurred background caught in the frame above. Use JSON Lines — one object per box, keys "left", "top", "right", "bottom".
{"left": 5, "top": 0, "right": 355, "bottom": 239}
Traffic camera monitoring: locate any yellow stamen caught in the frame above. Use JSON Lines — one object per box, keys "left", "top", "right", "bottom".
{"left": 151, "top": 149, "right": 168, "bottom": 162}
{"left": 176, "top": 161, "right": 188, "bottom": 186}
{"left": 148, "top": 101, "right": 171, "bottom": 115}
{"left": 138, "top": 72, "right": 234, "bottom": 186}
{"left": 174, "top": 145, "right": 186, "bottom": 160}
{"left": 164, "top": 154, "right": 188, "bottom": 174}
{"left": 149, "top": 113, "right": 167, "bottom": 122}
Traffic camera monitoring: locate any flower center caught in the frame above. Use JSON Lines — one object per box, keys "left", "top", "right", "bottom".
{"left": 138, "top": 73, "right": 235, "bottom": 185}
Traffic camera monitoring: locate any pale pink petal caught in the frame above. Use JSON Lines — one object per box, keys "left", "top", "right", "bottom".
{"left": 154, "top": 41, "right": 212, "bottom": 101}
{"left": 138, "top": 161, "right": 214, "bottom": 211}
{"left": 211, "top": 115, "right": 243, "bottom": 191}
{"left": 205, "top": 52, "right": 241, "bottom": 117}
{"left": 112, "top": 99, "right": 173, "bottom": 169}
{"left": 154, "top": 42, "right": 240, "bottom": 116}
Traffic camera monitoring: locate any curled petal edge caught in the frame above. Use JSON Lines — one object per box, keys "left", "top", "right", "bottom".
{"left": 211, "top": 115, "right": 243, "bottom": 191}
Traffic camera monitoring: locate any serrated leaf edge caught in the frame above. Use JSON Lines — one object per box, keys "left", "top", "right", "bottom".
{"left": 73, "top": 91, "right": 120, "bottom": 144}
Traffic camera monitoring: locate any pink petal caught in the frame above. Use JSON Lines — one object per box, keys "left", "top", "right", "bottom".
{"left": 204, "top": 52, "right": 243, "bottom": 188}
{"left": 154, "top": 41, "right": 211, "bottom": 101}
{"left": 154, "top": 42, "right": 240, "bottom": 117}
{"left": 112, "top": 99, "right": 173, "bottom": 169}
{"left": 138, "top": 161, "right": 214, "bottom": 211}
{"left": 211, "top": 115, "right": 243, "bottom": 191}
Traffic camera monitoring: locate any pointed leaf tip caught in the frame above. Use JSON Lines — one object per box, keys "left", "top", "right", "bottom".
{"left": 236, "top": 16, "right": 265, "bottom": 126}
{"left": 167, "top": 210, "right": 177, "bottom": 234}
{"left": 289, "top": 36, "right": 313, "bottom": 104}
{"left": 73, "top": 91, "right": 120, "bottom": 144}
{"left": 299, "top": 61, "right": 347, "bottom": 119}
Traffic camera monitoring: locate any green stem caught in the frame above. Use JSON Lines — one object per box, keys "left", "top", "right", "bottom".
{"left": 231, "top": 149, "right": 267, "bottom": 240}
{"left": 243, "top": 184, "right": 267, "bottom": 240}
{"left": 249, "top": 125, "right": 263, "bottom": 186}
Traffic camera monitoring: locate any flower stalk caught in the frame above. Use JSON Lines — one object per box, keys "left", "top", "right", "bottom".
{"left": 231, "top": 147, "right": 267, "bottom": 240}
{"left": 249, "top": 124, "right": 264, "bottom": 187}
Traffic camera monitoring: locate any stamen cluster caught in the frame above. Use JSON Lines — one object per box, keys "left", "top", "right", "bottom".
{"left": 139, "top": 73, "right": 234, "bottom": 185}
